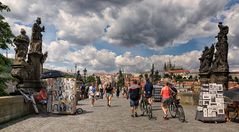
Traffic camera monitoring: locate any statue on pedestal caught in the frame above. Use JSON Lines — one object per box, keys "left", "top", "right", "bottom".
{"left": 212, "top": 22, "right": 229, "bottom": 72}
{"left": 11, "top": 17, "right": 47, "bottom": 91}
{"left": 199, "top": 45, "right": 214, "bottom": 73}
{"left": 29, "top": 17, "right": 45, "bottom": 54}
{"left": 13, "top": 28, "right": 29, "bottom": 63}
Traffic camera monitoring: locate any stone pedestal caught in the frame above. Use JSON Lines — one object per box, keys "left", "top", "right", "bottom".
{"left": 28, "top": 52, "right": 43, "bottom": 80}
{"left": 11, "top": 52, "right": 44, "bottom": 92}
{"left": 210, "top": 72, "right": 229, "bottom": 91}
{"left": 199, "top": 73, "right": 210, "bottom": 84}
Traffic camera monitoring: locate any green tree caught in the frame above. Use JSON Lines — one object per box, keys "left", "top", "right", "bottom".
{"left": 154, "top": 70, "right": 161, "bottom": 82}
{"left": 144, "top": 73, "right": 148, "bottom": 79}
{"left": 117, "top": 69, "right": 124, "bottom": 88}
{"left": 96, "top": 76, "right": 102, "bottom": 85}
{"left": 86, "top": 75, "right": 96, "bottom": 84}
{"left": 0, "top": 2, "right": 14, "bottom": 49}
{"left": 0, "top": 2, "right": 14, "bottom": 96}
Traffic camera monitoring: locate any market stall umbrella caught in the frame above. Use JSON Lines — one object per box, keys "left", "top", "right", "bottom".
{"left": 40, "top": 70, "right": 64, "bottom": 79}
{"left": 224, "top": 89, "right": 239, "bottom": 102}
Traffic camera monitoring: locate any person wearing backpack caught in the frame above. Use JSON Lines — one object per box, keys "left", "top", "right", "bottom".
{"left": 105, "top": 83, "right": 114, "bottom": 107}
{"left": 127, "top": 80, "right": 141, "bottom": 117}
{"left": 88, "top": 83, "right": 96, "bottom": 107}
{"left": 144, "top": 78, "right": 154, "bottom": 106}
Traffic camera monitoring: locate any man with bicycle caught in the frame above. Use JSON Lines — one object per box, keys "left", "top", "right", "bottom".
{"left": 144, "top": 78, "right": 154, "bottom": 106}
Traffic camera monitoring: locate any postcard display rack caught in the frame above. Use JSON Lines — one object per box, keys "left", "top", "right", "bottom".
{"left": 45, "top": 78, "right": 77, "bottom": 114}
{"left": 195, "top": 83, "right": 225, "bottom": 122}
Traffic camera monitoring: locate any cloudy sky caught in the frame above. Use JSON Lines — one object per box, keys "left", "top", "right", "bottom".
{"left": 1, "top": 0, "right": 239, "bottom": 73}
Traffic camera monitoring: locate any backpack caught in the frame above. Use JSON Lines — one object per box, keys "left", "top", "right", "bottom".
{"left": 145, "top": 83, "right": 153, "bottom": 94}
{"left": 129, "top": 87, "right": 140, "bottom": 100}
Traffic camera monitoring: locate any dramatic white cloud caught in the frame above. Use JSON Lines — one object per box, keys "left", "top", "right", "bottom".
{"left": 1, "top": 0, "right": 239, "bottom": 73}
{"left": 2, "top": 0, "right": 232, "bottom": 47}
{"left": 222, "top": 4, "right": 239, "bottom": 47}
{"left": 46, "top": 40, "right": 71, "bottom": 62}
{"left": 67, "top": 46, "right": 117, "bottom": 72}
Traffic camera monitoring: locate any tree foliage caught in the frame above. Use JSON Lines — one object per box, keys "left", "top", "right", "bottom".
{"left": 0, "top": 2, "right": 14, "bottom": 49}
{"left": 117, "top": 69, "right": 124, "bottom": 88}
{"left": 0, "top": 2, "right": 14, "bottom": 96}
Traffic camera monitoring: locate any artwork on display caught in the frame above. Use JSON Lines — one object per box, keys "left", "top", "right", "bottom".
{"left": 44, "top": 78, "right": 76, "bottom": 114}
{"left": 210, "top": 95, "right": 216, "bottom": 103}
{"left": 203, "top": 100, "right": 210, "bottom": 106}
{"left": 202, "top": 87, "right": 209, "bottom": 92}
{"left": 203, "top": 93, "right": 210, "bottom": 100}
{"left": 203, "top": 108, "right": 208, "bottom": 117}
{"left": 217, "top": 108, "right": 225, "bottom": 114}
{"left": 217, "top": 84, "right": 223, "bottom": 91}
{"left": 197, "top": 83, "right": 225, "bottom": 119}
{"left": 207, "top": 108, "right": 213, "bottom": 117}
{"left": 199, "top": 100, "right": 203, "bottom": 106}
{"left": 197, "top": 106, "right": 203, "bottom": 111}
{"left": 217, "top": 93, "right": 223, "bottom": 98}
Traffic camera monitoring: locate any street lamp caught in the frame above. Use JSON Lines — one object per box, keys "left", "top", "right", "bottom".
{"left": 75, "top": 64, "right": 77, "bottom": 74}
{"left": 83, "top": 68, "right": 87, "bottom": 83}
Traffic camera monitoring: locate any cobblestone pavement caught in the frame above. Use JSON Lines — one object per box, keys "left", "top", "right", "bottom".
{"left": 0, "top": 96, "right": 238, "bottom": 132}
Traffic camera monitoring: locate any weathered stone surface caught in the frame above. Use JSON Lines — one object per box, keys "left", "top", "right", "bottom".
{"left": 0, "top": 96, "right": 33, "bottom": 124}
{"left": 11, "top": 17, "right": 47, "bottom": 91}
{"left": 1, "top": 97, "right": 238, "bottom": 132}
{"left": 13, "top": 29, "right": 29, "bottom": 64}
{"left": 199, "top": 22, "right": 229, "bottom": 90}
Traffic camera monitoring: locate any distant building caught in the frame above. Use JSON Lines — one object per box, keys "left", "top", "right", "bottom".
{"left": 166, "top": 69, "right": 190, "bottom": 78}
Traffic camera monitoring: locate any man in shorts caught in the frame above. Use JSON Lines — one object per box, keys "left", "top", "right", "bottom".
{"left": 128, "top": 80, "right": 141, "bottom": 117}
{"left": 144, "top": 78, "right": 154, "bottom": 105}
{"left": 105, "top": 83, "right": 114, "bottom": 107}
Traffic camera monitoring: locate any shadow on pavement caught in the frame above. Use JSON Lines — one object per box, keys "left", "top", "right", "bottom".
{"left": 93, "top": 105, "right": 105, "bottom": 107}
{"left": 0, "top": 115, "right": 32, "bottom": 130}
{"left": 109, "top": 105, "right": 121, "bottom": 108}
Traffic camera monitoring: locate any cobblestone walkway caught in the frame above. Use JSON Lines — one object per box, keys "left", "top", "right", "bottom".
{"left": 0, "top": 96, "right": 238, "bottom": 132}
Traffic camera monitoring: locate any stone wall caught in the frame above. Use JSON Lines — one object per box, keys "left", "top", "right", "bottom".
{"left": 0, "top": 96, "right": 33, "bottom": 124}
{"left": 177, "top": 92, "right": 199, "bottom": 105}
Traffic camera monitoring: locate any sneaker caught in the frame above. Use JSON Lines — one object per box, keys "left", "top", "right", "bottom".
{"left": 131, "top": 114, "right": 135, "bottom": 117}
{"left": 135, "top": 112, "right": 138, "bottom": 117}
{"left": 163, "top": 115, "right": 169, "bottom": 120}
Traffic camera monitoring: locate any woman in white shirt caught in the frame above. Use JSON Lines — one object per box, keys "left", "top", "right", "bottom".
{"left": 88, "top": 83, "right": 96, "bottom": 107}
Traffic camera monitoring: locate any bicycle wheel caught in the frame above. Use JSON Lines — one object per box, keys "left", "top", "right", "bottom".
{"left": 177, "top": 105, "right": 185, "bottom": 122}
{"left": 140, "top": 100, "right": 145, "bottom": 115}
{"left": 76, "top": 108, "right": 84, "bottom": 114}
{"left": 147, "top": 105, "right": 153, "bottom": 119}
{"left": 169, "top": 103, "right": 177, "bottom": 118}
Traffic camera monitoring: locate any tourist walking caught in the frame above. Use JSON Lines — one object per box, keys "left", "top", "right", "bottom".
{"left": 144, "top": 78, "right": 154, "bottom": 105}
{"left": 128, "top": 80, "right": 141, "bottom": 117}
{"left": 105, "top": 83, "right": 114, "bottom": 107}
{"left": 88, "top": 83, "right": 96, "bottom": 107}
{"left": 116, "top": 86, "right": 120, "bottom": 98}
{"left": 161, "top": 81, "right": 171, "bottom": 120}
{"left": 99, "top": 84, "right": 104, "bottom": 99}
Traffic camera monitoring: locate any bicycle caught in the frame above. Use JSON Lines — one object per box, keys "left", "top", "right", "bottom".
{"left": 18, "top": 88, "right": 39, "bottom": 114}
{"left": 140, "top": 96, "right": 153, "bottom": 119}
{"left": 169, "top": 97, "right": 185, "bottom": 122}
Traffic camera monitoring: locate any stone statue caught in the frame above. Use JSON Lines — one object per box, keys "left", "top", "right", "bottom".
{"left": 13, "top": 28, "right": 29, "bottom": 63}
{"left": 215, "top": 22, "right": 229, "bottom": 42}
{"left": 29, "top": 17, "right": 45, "bottom": 53}
{"left": 199, "top": 45, "right": 214, "bottom": 73}
{"left": 212, "top": 22, "right": 229, "bottom": 72}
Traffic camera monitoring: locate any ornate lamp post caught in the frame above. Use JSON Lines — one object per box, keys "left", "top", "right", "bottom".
{"left": 83, "top": 68, "right": 87, "bottom": 83}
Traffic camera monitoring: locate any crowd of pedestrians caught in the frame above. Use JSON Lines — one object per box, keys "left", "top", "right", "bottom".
{"left": 76, "top": 72, "right": 177, "bottom": 120}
